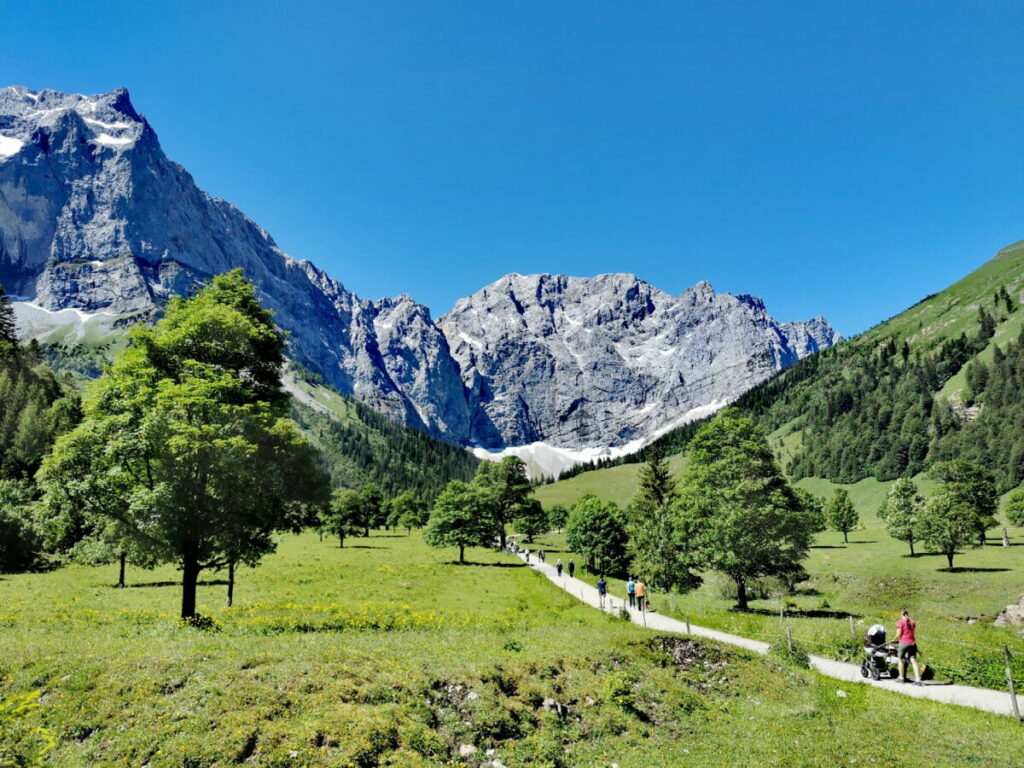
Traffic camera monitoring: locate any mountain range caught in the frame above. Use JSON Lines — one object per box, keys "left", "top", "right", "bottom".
{"left": 0, "top": 86, "right": 839, "bottom": 471}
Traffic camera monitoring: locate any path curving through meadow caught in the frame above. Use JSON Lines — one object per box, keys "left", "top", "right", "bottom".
{"left": 516, "top": 552, "right": 1024, "bottom": 719}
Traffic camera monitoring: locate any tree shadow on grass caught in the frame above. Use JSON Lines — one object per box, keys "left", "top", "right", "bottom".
{"left": 126, "top": 579, "right": 229, "bottom": 588}
{"left": 849, "top": 540, "right": 878, "bottom": 544}
{"left": 454, "top": 561, "right": 527, "bottom": 568}
{"left": 347, "top": 545, "right": 389, "bottom": 549}
{"left": 734, "top": 606, "right": 862, "bottom": 620}
{"left": 939, "top": 567, "right": 1011, "bottom": 573}
{"left": 810, "top": 545, "right": 846, "bottom": 549}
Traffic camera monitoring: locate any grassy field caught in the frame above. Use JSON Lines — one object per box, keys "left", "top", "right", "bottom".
{"left": 533, "top": 454, "right": 686, "bottom": 509}
{"left": 3, "top": 532, "right": 1024, "bottom": 767}
{"left": 528, "top": 466, "right": 1024, "bottom": 690}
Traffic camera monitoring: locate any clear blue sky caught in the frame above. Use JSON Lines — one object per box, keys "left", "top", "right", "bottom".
{"left": 3, "top": 1, "right": 1023, "bottom": 336}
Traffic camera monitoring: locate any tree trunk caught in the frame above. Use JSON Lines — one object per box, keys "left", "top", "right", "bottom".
{"left": 339, "top": 532, "right": 345, "bottom": 548}
{"left": 843, "top": 530, "right": 849, "bottom": 543}
{"left": 735, "top": 578, "right": 749, "bottom": 611}
{"left": 181, "top": 555, "right": 201, "bottom": 619}
{"left": 364, "top": 525, "right": 370, "bottom": 537}
{"left": 498, "top": 525, "right": 506, "bottom": 549}
{"left": 946, "top": 551, "right": 955, "bottom": 570}
{"left": 117, "top": 552, "right": 127, "bottom": 588}
{"left": 226, "top": 560, "right": 235, "bottom": 608}
{"left": 319, "top": 530, "right": 323, "bottom": 542}
{"left": 459, "top": 544, "right": 465, "bottom": 564}
{"left": 908, "top": 538, "right": 915, "bottom": 557}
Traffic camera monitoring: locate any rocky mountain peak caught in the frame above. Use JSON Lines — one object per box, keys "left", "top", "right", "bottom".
{"left": 0, "top": 86, "right": 840, "bottom": 465}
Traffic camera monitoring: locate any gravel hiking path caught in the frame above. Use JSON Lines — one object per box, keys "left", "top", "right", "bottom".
{"left": 518, "top": 552, "right": 1024, "bottom": 718}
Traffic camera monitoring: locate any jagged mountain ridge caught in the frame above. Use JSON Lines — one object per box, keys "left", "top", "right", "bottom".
{"left": 0, "top": 86, "right": 839, "bottom": 455}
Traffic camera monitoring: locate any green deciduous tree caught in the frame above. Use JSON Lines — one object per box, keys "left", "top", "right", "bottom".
{"left": 792, "top": 488, "right": 827, "bottom": 534}
{"left": 878, "top": 477, "right": 923, "bottom": 555}
{"left": 358, "top": 483, "right": 385, "bottom": 535}
{"left": 918, "top": 489, "right": 981, "bottom": 569}
{"left": 513, "top": 498, "right": 547, "bottom": 543}
{"left": 424, "top": 480, "right": 495, "bottom": 563}
{"left": 565, "top": 494, "right": 630, "bottom": 576}
{"left": 546, "top": 504, "right": 569, "bottom": 532}
{"left": 929, "top": 460, "right": 998, "bottom": 545}
{"left": 390, "top": 490, "right": 429, "bottom": 534}
{"left": 38, "top": 270, "right": 330, "bottom": 618}
{"left": 0, "top": 480, "right": 39, "bottom": 573}
{"left": 826, "top": 489, "right": 859, "bottom": 543}
{"left": 326, "top": 488, "right": 364, "bottom": 547}
{"left": 473, "top": 456, "right": 531, "bottom": 547}
{"left": 1005, "top": 489, "right": 1024, "bottom": 528}
{"left": 673, "top": 409, "right": 814, "bottom": 611}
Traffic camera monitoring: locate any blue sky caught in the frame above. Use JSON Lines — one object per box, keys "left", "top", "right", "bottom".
{"left": 3, "top": 1, "right": 1023, "bottom": 336}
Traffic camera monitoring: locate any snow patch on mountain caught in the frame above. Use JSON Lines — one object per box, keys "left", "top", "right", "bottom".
{"left": 473, "top": 399, "right": 728, "bottom": 479}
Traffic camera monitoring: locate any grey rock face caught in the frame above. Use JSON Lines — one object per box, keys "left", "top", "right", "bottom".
{"left": 439, "top": 274, "right": 839, "bottom": 449}
{"left": 0, "top": 86, "right": 839, "bottom": 454}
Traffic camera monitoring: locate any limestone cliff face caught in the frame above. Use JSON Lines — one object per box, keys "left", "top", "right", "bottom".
{"left": 0, "top": 86, "right": 839, "bottom": 453}
{"left": 438, "top": 274, "right": 840, "bottom": 449}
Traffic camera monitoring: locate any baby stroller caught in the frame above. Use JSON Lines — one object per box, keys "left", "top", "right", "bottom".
{"left": 859, "top": 624, "right": 899, "bottom": 681}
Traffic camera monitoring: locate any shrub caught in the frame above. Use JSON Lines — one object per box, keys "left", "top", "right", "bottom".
{"left": 769, "top": 638, "right": 810, "bottom": 669}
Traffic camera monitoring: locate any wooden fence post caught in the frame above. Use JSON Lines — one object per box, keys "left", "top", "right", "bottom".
{"left": 1005, "top": 645, "right": 1021, "bottom": 722}
{"left": 685, "top": 615, "right": 691, "bottom": 635}
{"left": 786, "top": 627, "right": 793, "bottom": 654}
{"left": 849, "top": 615, "right": 856, "bottom": 644}
{"left": 1003, "top": 528, "right": 1010, "bottom": 548}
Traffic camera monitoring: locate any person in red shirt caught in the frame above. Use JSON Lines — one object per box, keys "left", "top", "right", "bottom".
{"left": 895, "top": 608, "right": 922, "bottom": 684}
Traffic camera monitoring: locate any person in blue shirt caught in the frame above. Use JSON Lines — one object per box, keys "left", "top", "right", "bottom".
{"left": 626, "top": 577, "right": 636, "bottom": 608}
{"left": 596, "top": 576, "right": 608, "bottom": 610}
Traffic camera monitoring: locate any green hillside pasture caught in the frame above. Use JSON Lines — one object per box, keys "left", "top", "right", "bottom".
{"left": 3, "top": 533, "right": 1023, "bottom": 766}
{"left": 533, "top": 453, "right": 686, "bottom": 509}
{"left": 862, "top": 239, "right": 1024, "bottom": 348}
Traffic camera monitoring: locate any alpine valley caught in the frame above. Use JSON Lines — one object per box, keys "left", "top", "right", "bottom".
{"left": 0, "top": 87, "right": 839, "bottom": 474}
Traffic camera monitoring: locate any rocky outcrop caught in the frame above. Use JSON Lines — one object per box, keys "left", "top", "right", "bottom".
{"left": 438, "top": 274, "right": 840, "bottom": 449}
{"left": 0, "top": 86, "right": 839, "bottom": 455}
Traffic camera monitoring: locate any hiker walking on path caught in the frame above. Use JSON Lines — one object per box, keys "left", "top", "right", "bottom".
{"left": 636, "top": 579, "right": 647, "bottom": 612}
{"left": 627, "top": 577, "right": 636, "bottom": 608}
{"left": 896, "top": 609, "right": 922, "bottom": 685}
{"left": 538, "top": 549, "right": 545, "bottom": 564}
{"left": 568, "top": 560, "right": 575, "bottom": 578}
{"left": 525, "top": 548, "right": 531, "bottom": 564}
{"left": 597, "top": 576, "right": 608, "bottom": 610}
{"left": 556, "top": 559, "right": 563, "bottom": 577}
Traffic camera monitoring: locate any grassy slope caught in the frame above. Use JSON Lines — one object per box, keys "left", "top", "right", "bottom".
{"left": 533, "top": 454, "right": 687, "bottom": 509}
{"left": 861, "top": 239, "right": 1024, "bottom": 348}
{"left": 2, "top": 533, "right": 1023, "bottom": 767}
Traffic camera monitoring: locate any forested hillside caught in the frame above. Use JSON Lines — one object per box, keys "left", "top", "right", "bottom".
{"left": 737, "top": 241, "right": 1024, "bottom": 489}
{"left": 288, "top": 370, "right": 479, "bottom": 499}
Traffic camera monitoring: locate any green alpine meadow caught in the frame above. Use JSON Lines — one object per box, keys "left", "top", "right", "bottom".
{"left": 5, "top": 5, "right": 1024, "bottom": 768}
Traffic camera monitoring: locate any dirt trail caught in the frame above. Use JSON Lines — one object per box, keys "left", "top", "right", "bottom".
{"left": 518, "top": 552, "right": 1024, "bottom": 718}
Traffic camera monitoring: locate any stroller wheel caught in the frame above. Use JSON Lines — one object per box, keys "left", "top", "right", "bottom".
{"left": 860, "top": 663, "right": 869, "bottom": 678}
{"left": 869, "top": 666, "right": 881, "bottom": 680}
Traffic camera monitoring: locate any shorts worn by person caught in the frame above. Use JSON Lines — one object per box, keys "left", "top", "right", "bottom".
{"left": 895, "top": 609, "right": 922, "bottom": 684}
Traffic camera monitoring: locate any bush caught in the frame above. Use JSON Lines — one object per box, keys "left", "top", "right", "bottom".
{"left": 601, "top": 670, "right": 639, "bottom": 711}
{"left": 769, "top": 638, "right": 810, "bottom": 669}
